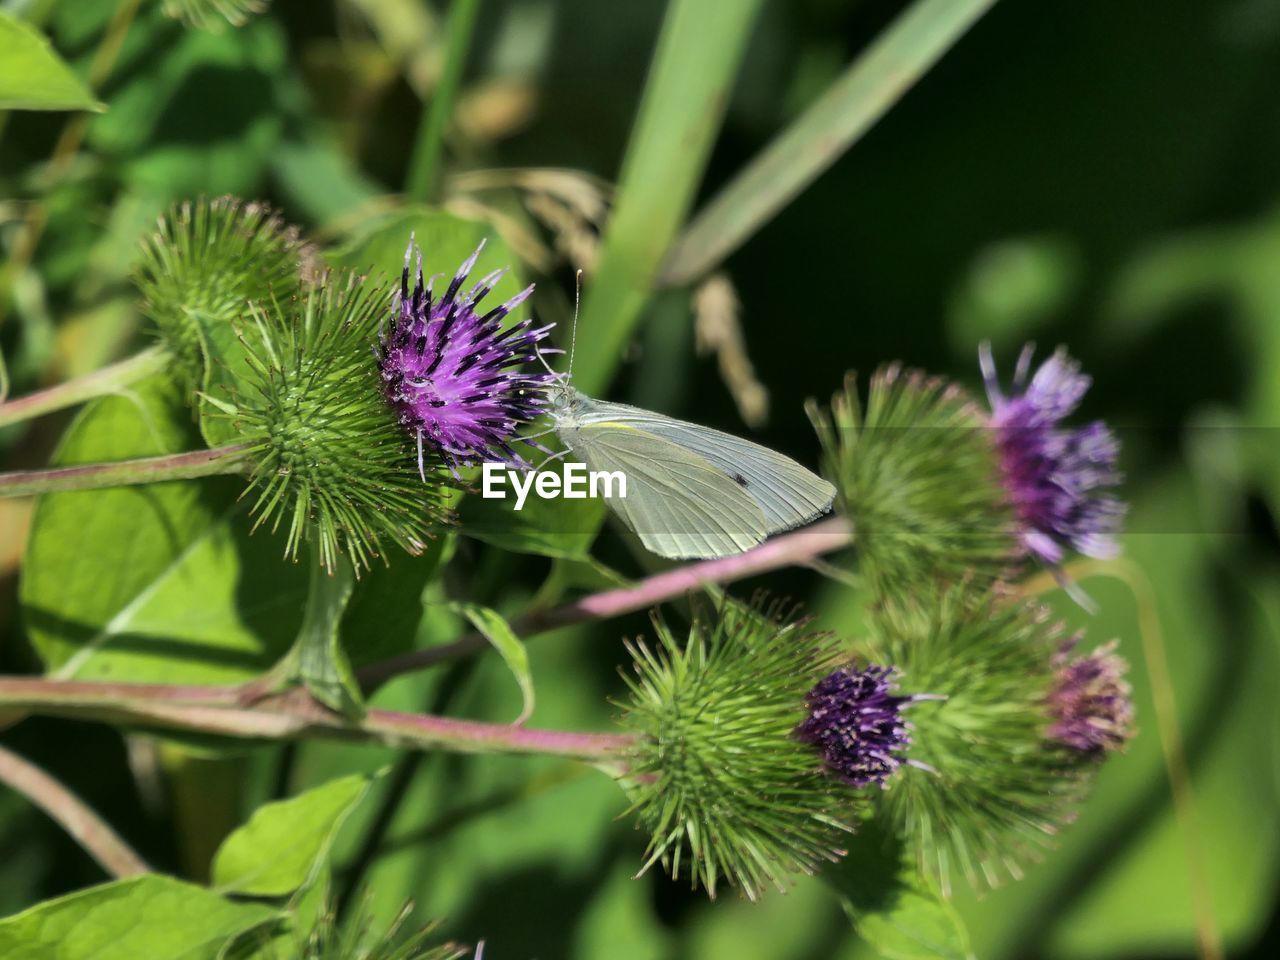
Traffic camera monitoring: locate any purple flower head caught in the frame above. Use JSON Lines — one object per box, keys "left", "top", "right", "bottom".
{"left": 980, "top": 343, "right": 1125, "bottom": 568}
{"left": 378, "top": 236, "right": 556, "bottom": 477}
{"left": 1047, "top": 637, "right": 1134, "bottom": 755}
{"left": 795, "top": 664, "right": 927, "bottom": 788}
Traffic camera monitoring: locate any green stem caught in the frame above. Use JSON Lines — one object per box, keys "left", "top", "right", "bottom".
{"left": 0, "top": 443, "right": 252, "bottom": 498}
{"left": 0, "top": 678, "right": 634, "bottom": 766}
{"left": 660, "top": 0, "right": 998, "bottom": 287}
{"left": 0, "top": 346, "right": 168, "bottom": 429}
{"left": 404, "top": 0, "right": 482, "bottom": 202}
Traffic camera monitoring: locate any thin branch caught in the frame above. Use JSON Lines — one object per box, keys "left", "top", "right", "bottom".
{"left": 0, "top": 444, "right": 252, "bottom": 498}
{"left": 0, "top": 680, "right": 634, "bottom": 767}
{"left": 0, "top": 346, "right": 168, "bottom": 429}
{"left": 0, "top": 742, "right": 150, "bottom": 878}
{"left": 356, "top": 514, "right": 854, "bottom": 690}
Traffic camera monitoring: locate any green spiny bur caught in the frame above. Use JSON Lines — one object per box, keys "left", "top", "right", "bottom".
{"left": 231, "top": 273, "right": 453, "bottom": 572}
{"left": 857, "top": 582, "right": 1093, "bottom": 894}
{"left": 808, "top": 366, "right": 1016, "bottom": 598}
{"left": 616, "top": 601, "right": 860, "bottom": 901}
{"left": 133, "top": 196, "right": 310, "bottom": 401}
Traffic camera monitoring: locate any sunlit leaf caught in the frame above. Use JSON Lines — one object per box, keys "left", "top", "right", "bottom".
{"left": 0, "top": 12, "right": 103, "bottom": 112}
{"left": 449, "top": 601, "right": 534, "bottom": 725}
{"left": 0, "top": 875, "right": 276, "bottom": 960}
{"left": 212, "top": 773, "right": 374, "bottom": 897}
{"left": 19, "top": 376, "right": 306, "bottom": 684}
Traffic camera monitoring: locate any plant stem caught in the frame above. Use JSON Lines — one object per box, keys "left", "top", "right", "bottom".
{"left": 404, "top": 0, "right": 482, "bottom": 203}
{"left": 0, "top": 444, "right": 252, "bottom": 498}
{"left": 660, "top": 0, "right": 998, "bottom": 287}
{"left": 0, "top": 742, "right": 151, "bottom": 878}
{"left": 0, "top": 680, "right": 634, "bottom": 765}
{"left": 357, "top": 514, "right": 854, "bottom": 690}
{"left": 0, "top": 346, "right": 168, "bottom": 429}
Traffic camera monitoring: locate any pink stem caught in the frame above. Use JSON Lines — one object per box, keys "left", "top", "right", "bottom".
{"left": 0, "top": 679, "right": 634, "bottom": 764}
{"left": 356, "top": 514, "right": 853, "bottom": 690}
{"left": 0, "top": 743, "right": 150, "bottom": 877}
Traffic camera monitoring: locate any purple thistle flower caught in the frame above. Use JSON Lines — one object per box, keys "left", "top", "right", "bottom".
{"left": 796, "top": 664, "right": 927, "bottom": 788}
{"left": 378, "top": 236, "right": 555, "bottom": 477}
{"left": 1047, "top": 637, "right": 1134, "bottom": 755}
{"left": 980, "top": 343, "right": 1125, "bottom": 568}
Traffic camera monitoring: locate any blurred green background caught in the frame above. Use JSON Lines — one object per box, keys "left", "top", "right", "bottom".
{"left": 2, "top": 0, "right": 1279, "bottom": 957}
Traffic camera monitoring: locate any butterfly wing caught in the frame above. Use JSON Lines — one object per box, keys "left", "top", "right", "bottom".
{"left": 567, "top": 420, "right": 769, "bottom": 559}
{"left": 575, "top": 400, "right": 835, "bottom": 536}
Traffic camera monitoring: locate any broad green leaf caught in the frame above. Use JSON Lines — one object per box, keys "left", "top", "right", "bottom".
{"left": 269, "top": 135, "right": 383, "bottom": 226}
{"left": 0, "top": 12, "right": 102, "bottom": 112}
{"left": 449, "top": 601, "right": 534, "bottom": 724}
{"left": 328, "top": 207, "right": 525, "bottom": 308}
{"left": 458, "top": 483, "right": 604, "bottom": 559}
{"left": 19, "top": 376, "right": 307, "bottom": 684}
{"left": 224, "top": 872, "right": 330, "bottom": 960}
{"left": 212, "top": 774, "right": 374, "bottom": 897}
{"left": 826, "top": 825, "right": 974, "bottom": 960}
{"left": 0, "top": 875, "right": 276, "bottom": 960}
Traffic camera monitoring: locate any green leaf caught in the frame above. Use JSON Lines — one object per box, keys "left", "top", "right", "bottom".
{"left": 458, "top": 486, "right": 604, "bottom": 559}
{"left": 328, "top": 207, "right": 525, "bottom": 308}
{"left": 826, "top": 825, "right": 974, "bottom": 960}
{"left": 212, "top": 774, "right": 374, "bottom": 897}
{"left": 0, "top": 875, "right": 276, "bottom": 960}
{"left": 19, "top": 375, "right": 307, "bottom": 684}
{"left": 449, "top": 601, "right": 535, "bottom": 725}
{"left": 573, "top": 0, "right": 765, "bottom": 394}
{"left": 340, "top": 529, "right": 457, "bottom": 667}
{"left": 0, "top": 12, "right": 103, "bottom": 112}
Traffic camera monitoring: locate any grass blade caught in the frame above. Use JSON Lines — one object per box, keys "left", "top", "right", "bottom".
{"left": 660, "top": 0, "right": 998, "bottom": 288}
{"left": 405, "top": 0, "right": 482, "bottom": 202}
{"left": 573, "top": 0, "right": 766, "bottom": 395}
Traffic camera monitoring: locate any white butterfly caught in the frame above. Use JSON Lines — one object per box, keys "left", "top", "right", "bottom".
{"left": 534, "top": 285, "right": 834, "bottom": 559}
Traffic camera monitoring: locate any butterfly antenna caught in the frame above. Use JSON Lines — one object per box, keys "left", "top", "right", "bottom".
{"left": 568, "top": 268, "right": 582, "bottom": 376}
